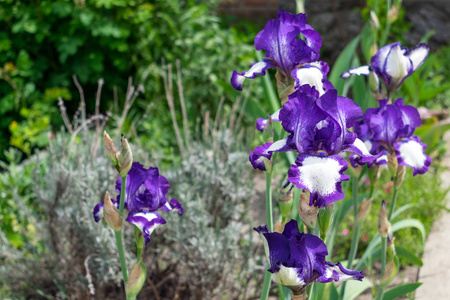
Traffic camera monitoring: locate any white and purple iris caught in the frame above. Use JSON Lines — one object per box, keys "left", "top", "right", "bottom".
{"left": 254, "top": 220, "right": 363, "bottom": 295}
{"left": 351, "top": 99, "right": 431, "bottom": 175}
{"left": 93, "top": 162, "right": 183, "bottom": 244}
{"left": 231, "top": 10, "right": 327, "bottom": 93}
{"left": 250, "top": 86, "right": 376, "bottom": 207}
{"left": 341, "top": 42, "right": 429, "bottom": 94}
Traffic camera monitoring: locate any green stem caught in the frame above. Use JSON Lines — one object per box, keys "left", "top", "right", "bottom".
{"left": 339, "top": 176, "right": 361, "bottom": 300}
{"left": 260, "top": 272, "right": 272, "bottom": 300}
{"left": 115, "top": 176, "right": 129, "bottom": 284}
{"left": 377, "top": 177, "right": 398, "bottom": 300}
{"left": 380, "top": 0, "right": 392, "bottom": 46}
{"left": 260, "top": 170, "right": 274, "bottom": 300}
{"left": 115, "top": 230, "right": 129, "bottom": 283}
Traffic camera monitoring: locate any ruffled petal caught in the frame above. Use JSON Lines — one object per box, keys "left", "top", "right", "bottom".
{"left": 406, "top": 43, "right": 429, "bottom": 72}
{"left": 254, "top": 10, "right": 321, "bottom": 75}
{"left": 316, "top": 262, "right": 363, "bottom": 283}
{"left": 249, "top": 142, "right": 274, "bottom": 171}
{"left": 395, "top": 136, "right": 431, "bottom": 175}
{"left": 161, "top": 198, "right": 184, "bottom": 215}
{"left": 291, "top": 63, "right": 328, "bottom": 96}
{"left": 126, "top": 211, "right": 167, "bottom": 245}
{"left": 288, "top": 154, "right": 349, "bottom": 207}
{"left": 231, "top": 59, "right": 277, "bottom": 91}
{"left": 340, "top": 65, "right": 371, "bottom": 78}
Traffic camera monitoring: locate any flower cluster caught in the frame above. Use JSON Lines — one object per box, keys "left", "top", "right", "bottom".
{"left": 255, "top": 220, "right": 363, "bottom": 295}
{"left": 234, "top": 10, "right": 376, "bottom": 208}
{"left": 94, "top": 162, "right": 183, "bottom": 244}
{"left": 350, "top": 99, "right": 431, "bottom": 175}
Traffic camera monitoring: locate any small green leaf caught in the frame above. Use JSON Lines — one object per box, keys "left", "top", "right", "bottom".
{"left": 343, "top": 277, "right": 372, "bottom": 300}
{"left": 382, "top": 282, "right": 422, "bottom": 300}
{"left": 396, "top": 246, "right": 423, "bottom": 266}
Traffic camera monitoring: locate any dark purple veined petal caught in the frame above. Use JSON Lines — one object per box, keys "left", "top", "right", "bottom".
{"left": 249, "top": 143, "right": 274, "bottom": 171}
{"left": 280, "top": 86, "right": 328, "bottom": 153}
{"left": 254, "top": 10, "right": 321, "bottom": 76}
{"left": 126, "top": 211, "right": 167, "bottom": 245}
{"left": 395, "top": 136, "right": 431, "bottom": 175}
{"left": 253, "top": 220, "right": 363, "bottom": 293}
{"left": 288, "top": 154, "right": 349, "bottom": 207}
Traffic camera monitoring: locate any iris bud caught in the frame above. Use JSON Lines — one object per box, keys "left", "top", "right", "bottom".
{"left": 378, "top": 200, "right": 393, "bottom": 241}
{"left": 118, "top": 135, "right": 133, "bottom": 177}
{"left": 370, "top": 10, "right": 380, "bottom": 30}
{"left": 103, "top": 191, "right": 122, "bottom": 231}
{"left": 103, "top": 131, "right": 118, "bottom": 168}
{"left": 395, "top": 165, "right": 406, "bottom": 188}
{"left": 318, "top": 203, "right": 334, "bottom": 239}
{"left": 387, "top": 153, "right": 398, "bottom": 176}
{"left": 298, "top": 193, "right": 318, "bottom": 229}
{"left": 356, "top": 198, "right": 372, "bottom": 225}
{"left": 279, "top": 184, "right": 294, "bottom": 220}
{"left": 126, "top": 261, "right": 146, "bottom": 299}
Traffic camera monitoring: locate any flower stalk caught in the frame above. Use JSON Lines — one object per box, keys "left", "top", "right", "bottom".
{"left": 116, "top": 175, "right": 129, "bottom": 284}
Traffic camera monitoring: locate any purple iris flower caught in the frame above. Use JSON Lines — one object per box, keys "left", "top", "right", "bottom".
{"left": 231, "top": 10, "right": 324, "bottom": 91}
{"left": 252, "top": 86, "right": 375, "bottom": 207}
{"left": 254, "top": 220, "right": 363, "bottom": 295}
{"left": 351, "top": 99, "right": 431, "bottom": 175}
{"left": 93, "top": 162, "right": 183, "bottom": 244}
{"left": 341, "top": 42, "right": 429, "bottom": 94}
{"left": 249, "top": 142, "right": 273, "bottom": 171}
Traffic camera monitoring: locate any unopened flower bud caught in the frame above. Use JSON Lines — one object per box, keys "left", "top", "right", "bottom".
{"left": 369, "top": 71, "right": 381, "bottom": 96}
{"left": 291, "top": 293, "right": 308, "bottom": 300}
{"left": 356, "top": 198, "right": 372, "bottom": 224}
{"left": 118, "top": 134, "right": 133, "bottom": 177}
{"left": 381, "top": 257, "right": 398, "bottom": 286}
{"left": 370, "top": 10, "right": 380, "bottom": 29}
{"left": 279, "top": 184, "right": 294, "bottom": 220}
{"left": 263, "top": 115, "right": 274, "bottom": 145}
{"left": 387, "top": 6, "right": 399, "bottom": 23}
{"left": 395, "top": 165, "right": 405, "bottom": 188}
{"left": 103, "top": 131, "right": 118, "bottom": 168}
{"left": 298, "top": 193, "right": 318, "bottom": 229}
{"left": 318, "top": 204, "right": 334, "bottom": 239}
{"left": 378, "top": 200, "right": 392, "bottom": 239}
{"left": 103, "top": 191, "right": 122, "bottom": 231}
{"left": 125, "top": 261, "right": 146, "bottom": 299}
{"left": 387, "top": 153, "right": 398, "bottom": 176}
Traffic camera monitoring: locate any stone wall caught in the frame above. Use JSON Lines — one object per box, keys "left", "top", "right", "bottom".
{"left": 220, "top": 0, "right": 449, "bottom": 62}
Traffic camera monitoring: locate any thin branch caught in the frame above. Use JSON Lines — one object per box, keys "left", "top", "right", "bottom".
{"left": 94, "top": 78, "right": 104, "bottom": 132}
{"left": 176, "top": 59, "right": 190, "bottom": 147}
{"left": 162, "top": 60, "right": 186, "bottom": 159}
{"left": 146, "top": 277, "right": 161, "bottom": 300}
{"left": 203, "top": 110, "right": 210, "bottom": 139}
{"left": 72, "top": 75, "right": 86, "bottom": 130}
{"left": 58, "top": 97, "right": 73, "bottom": 134}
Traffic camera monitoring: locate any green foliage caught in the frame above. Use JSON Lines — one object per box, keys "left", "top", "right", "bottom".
{"left": 0, "top": 0, "right": 260, "bottom": 159}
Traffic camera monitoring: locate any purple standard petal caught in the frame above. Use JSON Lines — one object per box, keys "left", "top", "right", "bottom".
{"left": 343, "top": 138, "right": 382, "bottom": 165}
{"left": 316, "top": 262, "right": 363, "bottom": 283}
{"left": 254, "top": 10, "right": 321, "bottom": 76}
{"left": 393, "top": 98, "right": 421, "bottom": 139}
{"left": 367, "top": 99, "right": 401, "bottom": 148}
{"left": 288, "top": 154, "right": 349, "bottom": 207}
{"left": 280, "top": 86, "right": 328, "bottom": 153}
{"left": 230, "top": 59, "right": 277, "bottom": 91}
{"left": 371, "top": 42, "right": 399, "bottom": 89}
{"left": 395, "top": 136, "right": 431, "bottom": 175}
{"left": 126, "top": 211, "right": 167, "bottom": 245}
{"left": 249, "top": 143, "right": 273, "bottom": 171}
{"left": 316, "top": 91, "right": 362, "bottom": 155}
